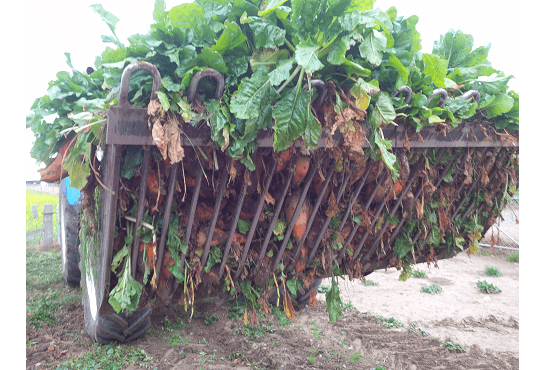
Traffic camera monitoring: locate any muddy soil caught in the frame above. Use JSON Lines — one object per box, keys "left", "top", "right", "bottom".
{"left": 26, "top": 207, "right": 521, "bottom": 370}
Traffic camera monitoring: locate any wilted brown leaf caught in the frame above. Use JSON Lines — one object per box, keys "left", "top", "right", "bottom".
{"left": 308, "top": 289, "right": 318, "bottom": 307}
{"left": 326, "top": 191, "right": 339, "bottom": 217}
{"left": 165, "top": 118, "right": 184, "bottom": 164}
{"left": 152, "top": 119, "right": 167, "bottom": 160}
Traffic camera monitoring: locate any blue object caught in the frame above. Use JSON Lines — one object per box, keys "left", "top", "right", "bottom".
{"left": 65, "top": 177, "right": 81, "bottom": 205}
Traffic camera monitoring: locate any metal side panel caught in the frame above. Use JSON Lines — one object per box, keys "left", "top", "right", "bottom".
{"left": 98, "top": 144, "right": 122, "bottom": 316}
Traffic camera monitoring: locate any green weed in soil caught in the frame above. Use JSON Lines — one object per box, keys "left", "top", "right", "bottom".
{"left": 483, "top": 266, "right": 503, "bottom": 277}
{"left": 477, "top": 280, "right": 502, "bottom": 294}
{"left": 421, "top": 285, "right": 442, "bottom": 295}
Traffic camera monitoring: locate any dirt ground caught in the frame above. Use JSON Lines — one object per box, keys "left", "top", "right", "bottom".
{"left": 26, "top": 205, "right": 521, "bottom": 370}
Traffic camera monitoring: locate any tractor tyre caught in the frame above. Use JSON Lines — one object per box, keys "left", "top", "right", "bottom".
{"left": 59, "top": 178, "right": 81, "bottom": 287}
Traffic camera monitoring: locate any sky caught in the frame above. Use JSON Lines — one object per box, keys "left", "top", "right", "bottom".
{"left": 24, "top": 0, "right": 520, "bottom": 180}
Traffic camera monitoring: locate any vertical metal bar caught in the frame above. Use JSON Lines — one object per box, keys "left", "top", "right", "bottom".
{"left": 285, "top": 159, "right": 336, "bottom": 273}
{"left": 185, "top": 165, "right": 204, "bottom": 246}
{"left": 98, "top": 144, "right": 121, "bottom": 306}
{"left": 305, "top": 165, "right": 353, "bottom": 266}
{"left": 219, "top": 174, "right": 248, "bottom": 279}
{"left": 250, "top": 163, "right": 294, "bottom": 277}
{"left": 235, "top": 157, "right": 278, "bottom": 280}
{"left": 153, "top": 163, "right": 178, "bottom": 290}
{"left": 271, "top": 157, "right": 318, "bottom": 272}
{"left": 201, "top": 167, "right": 229, "bottom": 269}
{"left": 131, "top": 148, "right": 150, "bottom": 277}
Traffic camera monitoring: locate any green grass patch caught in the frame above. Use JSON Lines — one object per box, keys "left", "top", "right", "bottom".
{"left": 26, "top": 190, "right": 59, "bottom": 245}
{"left": 420, "top": 284, "right": 442, "bottom": 295}
{"left": 54, "top": 343, "right": 155, "bottom": 370}
{"left": 362, "top": 279, "right": 379, "bottom": 286}
{"left": 440, "top": 339, "right": 466, "bottom": 353}
{"left": 271, "top": 306, "right": 291, "bottom": 326}
{"left": 477, "top": 280, "right": 502, "bottom": 294}
{"left": 239, "top": 323, "right": 275, "bottom": 342}
{"left": 411, "top": 269, "right": 427, "bottom": 278}
{"left": 26, "top": 248, "right": 80, "bottom": 329}
{"left": 374, "top": 316, "right": 403, "bottom": 328}
{"left": 483, "top": 266, "right": 503, "bottom": 277}
{"left": 507, "top": 252, "right": 519, "bottom": 263}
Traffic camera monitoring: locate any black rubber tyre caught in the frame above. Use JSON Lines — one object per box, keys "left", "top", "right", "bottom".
{"left": 59, "top": 178, "right": 81, "bottom": 287}
{"left": 268, "top": 278, "right": 323, "bottom": 308}
{"left": 80, "top": 245, "right": 152, "bottom": 343}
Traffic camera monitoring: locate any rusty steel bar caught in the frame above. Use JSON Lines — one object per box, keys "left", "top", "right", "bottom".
{"left": 285, "top": 159, "right": 337, "bottom": 273}
{"left": 237, "top": 157, "right": 279, "bottom": 280}
{"left": 131, "top": 148, "right": 151, "bottom": 277}
{"left": 348, "top": 171, "right": 389, "bottom": 261}
{"left": 450, "top": 148, "right": 500, "bottom": 221}
{"left": 185, "top": 164, "right": 204, "bottom": 246}
{"left": 153, "top": 163, "right": 179, "bottom": 290}
{"left": 335, "top": 160, "right": 375, "bottom": 262}
{"left": 367, "top": 164, "right": 421, "bottom": 260}
{"left": 201, "top": 167, "right": 229, "bottom": 269}
{"left": 251, "top": 161, "right": 295, "bottom": 277}
{"left": 388, "top": 149, "right": 462, "bottom": 246}
{"left": 272, "top": 157, "right": 318, "bottom": 272}
{"left": 305, "top": 163, "right": 353, "bottom": 266}
{"left": 355, "top": 174, "right": 394, "bottom": 263}
{"left": 220, "top": 174, "right": 249, "bottom": 280}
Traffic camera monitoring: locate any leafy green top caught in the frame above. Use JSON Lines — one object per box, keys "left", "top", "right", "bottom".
{"left": 27, "top": 0, "right": 518, "bottom": 188}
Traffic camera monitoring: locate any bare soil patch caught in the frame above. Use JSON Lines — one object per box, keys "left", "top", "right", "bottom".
{"left": 26, "top": 247, "right": 519, "bottom": 370}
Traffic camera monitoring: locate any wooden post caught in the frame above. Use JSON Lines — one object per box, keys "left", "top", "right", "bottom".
{"left": 43, "top": 204, "right": 53, "bottom": 246}
{"left": 32, "top": 205, "right": 38, "bottom": 219}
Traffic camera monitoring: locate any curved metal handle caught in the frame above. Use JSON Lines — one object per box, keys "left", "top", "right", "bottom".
{"left": 188, "top": 68, "right": 225, "bottom": 102}
{"left": 302, "top": 79, "right": 327, "bottom": 107}
{"left": 426, "top": 88, "right": 448, "bottom": 108}
{"left": 460, "top": 89, "right": 481, "bottom": 103}
{"left": 118, "top": 61, "right": 162, "bottom": 107}
{"left": 392, "top": 85, "right": 412, "bottom": 105}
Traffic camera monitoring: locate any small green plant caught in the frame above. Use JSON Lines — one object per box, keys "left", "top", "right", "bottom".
{"left": 411, "top": 270, "right": 427, "bottom": 278}
{"left": 55, "top": 343, "right": 155, "bottom": 369}
{"left": 310, "top": 321, "right": 324, "bottom": 340}
{"left": 374, "top": 316, "right": 403, "bottom": 328}
{"left": 271, "top": 306, "right": 291, "bottom": 326}
{"left": 179, "top": 350, "right": 186, "bottom": 359}
{"left": 317, "top": 285, "right": 330, "bottom": 293}
{"left": 441, "top": 339, "right": 466, "bottom": 352}
{"left": 350, "top": 352, "right": 361, "bottom": 362}
{"left": 204, "top": 312, "right": 219, "bottom": 325}
{"left": 507, "top": 252, "right": 519, "bottom": 263}
{"left": 343, "top": 301, "right": 358, "bottom": 312}
{"left": 483, "top": 266, "right": 503, "bottom": 277}
{"left": 362, "top": 279, "right": 379, "bottom": 286}
{"left": 373, "top": 366, "right": 385, "bottom": 370}
{"left": 308, "top": 355, "right": 316, "bottom": 363}
{"left": 241, "top": 323, "right": 275, "bottom": 342}
{"left": 162, "top": 316, "right": 184, "bottom": 332}
{"left": 170, "top": 333, "right": 183, "bottom": 347}
{"left": 420, "top": 284, "right": 442, "bottom": 295}
{"left": 477, "top": 280, "right": 502, "bottom": 294}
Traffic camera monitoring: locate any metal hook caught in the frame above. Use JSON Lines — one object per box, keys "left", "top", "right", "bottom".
{"left": 302, "top": 79, "right": 327, "bottom": 107}
{"left": 460, "top": 89, "right": 481, "bottom": 104}
{"left": 187, "top": 68, "right": 225, "bottom": 102}
{"left": 118, "top": 61, "right": 162, "bottom": 107}
{"left": 426, "top": 88, "right": 448, "bottom": 108}
{"left": 392, "top": 85, "right": 412, "bottom": 105}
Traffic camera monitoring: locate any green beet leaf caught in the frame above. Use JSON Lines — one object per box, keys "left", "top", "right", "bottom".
{"left": 230, "top": 66, "right": 279, "bottom": 120}
{"left": 359, "top": 29, "right": 387, "bottom": 67}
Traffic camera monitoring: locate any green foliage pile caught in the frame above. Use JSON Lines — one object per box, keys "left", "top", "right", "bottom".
{"left": 27, "top": 0, "right": 518, "bottom": 189}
